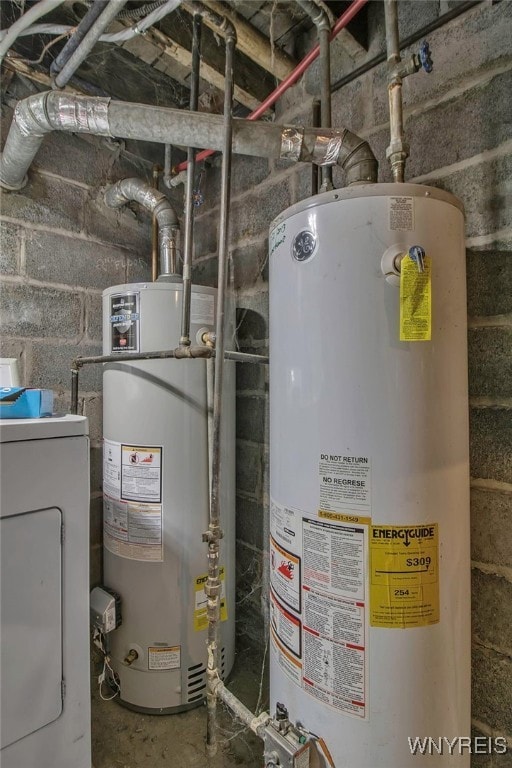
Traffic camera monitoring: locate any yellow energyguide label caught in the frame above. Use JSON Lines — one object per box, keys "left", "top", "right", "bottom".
{"left": 194, "top": 566, "right": 228, "bottom": 632}
{"left": 370, "top": 523, "right": 439, "bottom": 628}
{"left": 400, "top": 254, "right": 432, "bottom": 341}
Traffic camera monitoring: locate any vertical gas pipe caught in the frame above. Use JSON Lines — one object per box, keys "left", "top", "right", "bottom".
{"left": 180, "top": 11, "right": 202, "bottom": 344}
{"left": 191, "top": 8, "right": 237, "bottom": 757}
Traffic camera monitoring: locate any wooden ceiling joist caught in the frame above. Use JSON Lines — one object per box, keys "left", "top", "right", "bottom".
{"left": 190, "top": 0, "right": 296, "bottom": 81}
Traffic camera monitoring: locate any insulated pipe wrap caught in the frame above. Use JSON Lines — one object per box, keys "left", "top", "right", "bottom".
{"left": 0, "top": 91, "right": 377, "bottom": 190}
{"left": 45, "top": 92, "right": 111, "bottom": 134}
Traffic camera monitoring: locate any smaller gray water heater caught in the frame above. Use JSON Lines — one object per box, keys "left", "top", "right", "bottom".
{"left": 102, "top": 280, "right": 235, "bottom": 713}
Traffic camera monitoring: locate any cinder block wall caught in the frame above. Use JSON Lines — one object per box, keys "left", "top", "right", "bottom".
{"left": 0, "top": 84, "right": 158, "bottom": 585}
{"left": 0, "top": 0, "right": 510, "bottom": 754}
{"left": 193, "top": 0, "right": 512, "bottom": 752}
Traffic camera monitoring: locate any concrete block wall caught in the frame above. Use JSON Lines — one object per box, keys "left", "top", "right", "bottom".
{"left": 0, "top": 88, "right": 157, "bottom": 586}
{"left": 193, "top": 0, "right": 512, "bottom": 755}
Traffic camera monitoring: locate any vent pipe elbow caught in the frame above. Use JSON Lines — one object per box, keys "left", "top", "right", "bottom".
{"left": 104, "top": 177, "right": 178, "bottom": 229}
{"left": 104, "top": 178, "right": 179, "bottom": 278}
{"left": 0, "top": 91, "right": 111, "bottom": 191}
{"left": 296, "top": 127, "right": 378, "bottom": 185}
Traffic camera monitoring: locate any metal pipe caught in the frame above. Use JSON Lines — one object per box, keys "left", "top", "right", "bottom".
{"left": 0, "top": 0, "right": 183, "bottom": 46}
{"left": 151, "top": 165, "right": 160, "bottom": 282}
{"left": 0, "top": 0, "right": 65, "bottom": 64}
{"left": 206, "top": 357, "right": 214, "bottom": 507}
{"left": 72, "top": 347, "right": 211, "bottom": 371}
{"left": 54, "top": 0, "right": 129, "bottom": 88}
{"left": 213, "top": 680, "right": 271, "bottom": 738}
{"left": 311, "top": 99, "right": 321, "bottom": 194}
{"left": 224, "top": 350, "right": 268, "bottom": 365}
{"left": 319, "top": 25, "right": 333, "bottom": 190}
{"left": 332, "top": 0, "right": 478, "bottom": 93}
{"left": 163, "top": 143, "right": 173, "bottom": 189}
{"left": 384, "top": 0, "right": 408, "bottom": 182}
{"left": 175, "top": 0, "right": 369, "bottom": 173}
{"left": 297, "top": 0, "right": 333, "bottom": 191}
{"left": 180, "top": 12, "right": 202, "bottom": 346}
{"left": 50, "top": 1, "right": 109, "bottom": 77}
{"left": 71, "top": 368, "right": 79, "bottom": 415}
{"left": 202, "top": 10, "right": 236, "bottom": 757}
{"left": 104, "top": 177, "right": 179, "bottom": 278}
{"left": 0, "top": 91, "right": 376, "bottom": 192}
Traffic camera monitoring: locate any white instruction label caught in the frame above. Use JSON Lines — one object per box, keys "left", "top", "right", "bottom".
{"left": 270, "top": 536, "right": 301, "bottom": 613}
{"left": 103, "top": 439, "right": 121, "bottom": 499}
{"left": 389, "top": 196, "right": 414, "bottom": 231}
{"left": 319, "top": 454, "right": 371, "bottom": 512}
{"left": 148, "top": 646, "right": 180, "bottom": 671}
{"left": 191, "top": 293, "right": 215, "bottom": 326}
{"left": 301, "top": 514, "right": 369, "bottom": 719}
{"left": 271, "top": 627, "right": 302, "bottom": 687}
{"left": 121, "top": 444, "right": 162, "bottom": 503}
{"left": 104, "top": 495, "right": 163, "bottom": 561}
{"left": 271, "top": 589, "right": 301, "bottom": 658}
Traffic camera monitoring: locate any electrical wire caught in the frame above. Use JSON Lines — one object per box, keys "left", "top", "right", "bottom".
{"left": 117, "top": 0, "right": 168, "bottom": 21}
{"left": 19, "top": 30, "right": 73, "bottom": 65}
{"left": 0, "top": 0, "right": 182, "bottom": 45}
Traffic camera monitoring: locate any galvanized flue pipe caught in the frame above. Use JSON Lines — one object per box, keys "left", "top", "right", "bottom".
{"left": 0, "top": 92, "right": 377, "bottom": 192}
{"left": 103, "top": 177, "right": 179, "bottom": 278}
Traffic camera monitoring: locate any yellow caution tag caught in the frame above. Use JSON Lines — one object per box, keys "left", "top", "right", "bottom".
{"left": 370, "top": 523, "right": 439, "bottom": 628}
{"left": 399, "top": 255, "right": 431, "bottom": 341}
{"left": 193, "top": 566, "right": 228, "bottom": 632}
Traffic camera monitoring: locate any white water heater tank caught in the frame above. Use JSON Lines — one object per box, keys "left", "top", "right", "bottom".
{"left": 102, "top": 280, "right": 235, "bottom": 712}
{"left": 269, "top": 183, "right": 470, "bottom": 767}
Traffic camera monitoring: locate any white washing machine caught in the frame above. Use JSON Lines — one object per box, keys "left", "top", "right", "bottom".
{"left": 0, "top": 415, "right": 91, "bottom": 768}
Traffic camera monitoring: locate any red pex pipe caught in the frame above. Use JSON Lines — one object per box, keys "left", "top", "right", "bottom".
{"left": 175, "top": 0, "right": 368, "bottom": 172}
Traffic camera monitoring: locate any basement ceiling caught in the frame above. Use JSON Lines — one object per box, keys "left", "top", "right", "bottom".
{"left": 1, "top": 1, "right": 369, "bottom": 117}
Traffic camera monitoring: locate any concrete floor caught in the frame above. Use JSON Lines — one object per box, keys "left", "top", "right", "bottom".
{"left": 91, "top": 644, "right": 267, "bottom": 768}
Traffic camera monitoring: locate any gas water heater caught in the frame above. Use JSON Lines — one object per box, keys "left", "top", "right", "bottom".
{"left": 269, "top": 184, "right": 470, "bottom": 766}
{"left": 102, "top": 280, "right": 235, "bottom": 712}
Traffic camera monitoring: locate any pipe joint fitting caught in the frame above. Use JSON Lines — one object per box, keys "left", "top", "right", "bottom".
{"left": 205, "top": 582, "right": 221, "bottom": 598}
{"left": 174, "top": 345, "right": 213, "bottom": 359}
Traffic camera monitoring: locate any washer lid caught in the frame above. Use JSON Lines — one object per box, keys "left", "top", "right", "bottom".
{"left": 0, "top": 414, "right": 88, "bottom": 443}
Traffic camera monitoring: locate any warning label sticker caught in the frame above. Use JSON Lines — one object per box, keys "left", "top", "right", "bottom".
{"left": 104, "top": 439, "right": 121, "bottom": 499}
{"left": 103, "top": 495, "right": 163, "bottom": 561}
{"left": 191, "top": 293, "right": 215, "bottom": 326}
{"left": 319, "top": 454, "right": 371, "bottom": 512}
{"left": 194, "top": 567, "right": 228, "bottom": 632}
{"left": 301, "top": 515, "right": 369, "bottom": 719}
{"left": 370, "top": 523, "right": 439, "bottom": 628}
{"left": 271, "top": 626, "right": 302, "bottom": 686}
{"left": 148, "top": 646, "right": 180, "bottom": 671}
{"left": 270, "top": 499, "right": 299, "bottom": 551}
{"left": 400, "top": 254, "right": 432, "bottom": 341}
{"left": 303, "top": 517, "right": 367, "bottom": 601}
{"left": 389, "top": 196, "right": 414, "bottom": 231}
{"left": 121, "top": 444, "right": 162, "bottom": 504}
{"left": 270, "top": 536, "right": 301, "bottom": 613}
{"left": 271, "top": 588, "right": 301, "bottom": 658}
